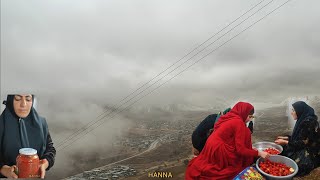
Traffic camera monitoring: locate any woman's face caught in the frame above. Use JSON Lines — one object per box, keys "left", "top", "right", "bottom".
{"left": 245, "top": 114, "right": 254, "bottom": 123}
{"left": 291, "top": 107, "right": 298, "bottom": 120}
{"left": 13, "top": 94, "right": 33, "bottom": 118}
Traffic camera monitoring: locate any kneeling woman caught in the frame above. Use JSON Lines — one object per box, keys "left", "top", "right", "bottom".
{"left": 0, "top": 94, "right": 56, "bottom": 178}
{"left": 185, "top": 102, "right": 269, "bottom": 180}
{"left": 275, "top": 101, "right": 320, "bottom": 176}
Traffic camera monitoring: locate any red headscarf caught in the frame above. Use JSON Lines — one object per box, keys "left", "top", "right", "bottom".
{"left": 185, "top": 102, "right": 257, "bottom": 180}
{"left": 215, "top": 102, "right": 254, "bottom": 130}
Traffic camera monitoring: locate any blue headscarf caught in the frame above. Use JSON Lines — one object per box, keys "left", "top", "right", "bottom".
{"left": 291, "top": 101, "right": 317, "bottom": 141}
{"left": 0, "top": 95, "right": 48, "bottom": 166}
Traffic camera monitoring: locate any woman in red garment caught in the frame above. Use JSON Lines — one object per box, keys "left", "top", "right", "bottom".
{"left": 185, "top": 102, "right": 270, "bottom": 180}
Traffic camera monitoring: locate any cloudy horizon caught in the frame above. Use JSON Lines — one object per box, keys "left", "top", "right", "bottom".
{"left": 1, "top": 0, "right": 320, "bottom": 178}
{"left": 1, "top": 0, "right": 320, "bottom": 106}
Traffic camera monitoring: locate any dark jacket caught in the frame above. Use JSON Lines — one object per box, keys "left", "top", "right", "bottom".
{"left": 192, "top": 114, "right": 218, "bottom": 152}
{"left": 0, "top": 96, "right": 56, "bottom": 178}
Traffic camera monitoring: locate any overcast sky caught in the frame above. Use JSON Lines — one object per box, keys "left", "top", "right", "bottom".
{"left": 1, "top": 0, "right": 320, "bottom": 177}
{"left": 1, "top": 0, "right": 320, "bottom": 107}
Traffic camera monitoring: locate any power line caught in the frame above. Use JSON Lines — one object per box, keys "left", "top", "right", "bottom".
{"left": 54, "top": 0, "right": 269, "bottom": 148}
{"left": 57, "top": 0, "right": 292, "bottom": 151}
{"left": 57, "top": 0, "right": 275, "bottom": 149}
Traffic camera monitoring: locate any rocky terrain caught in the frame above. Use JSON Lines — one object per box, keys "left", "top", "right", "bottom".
{"left": 66, "top": 166, "right": 137, "bottom": 180}
{"left": 63, "top": 97, "right": 320, "bottom": 180}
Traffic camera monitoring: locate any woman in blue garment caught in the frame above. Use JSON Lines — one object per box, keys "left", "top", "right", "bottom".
{"left": 0, "top": 94, "right": 56, "bottom": 178}
{"left": 191, "top": 108, "right": 231, "bottom": 155}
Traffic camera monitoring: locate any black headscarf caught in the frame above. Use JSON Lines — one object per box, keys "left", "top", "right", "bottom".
{"left": 0, "top": 95, "right": 48, "bottom": 166}
{"left": 291, "top": 101, "right": 317, "bottom": 141}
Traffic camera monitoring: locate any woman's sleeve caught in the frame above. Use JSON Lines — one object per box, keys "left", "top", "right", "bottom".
{"left": 42, "top": 132, "right": 56, "bottom": 170}
{"left": 288, "top": 120, "right": 315, "bottom": 150}
{"left": 234, "top": 120, "right": 258, "bottom": 157}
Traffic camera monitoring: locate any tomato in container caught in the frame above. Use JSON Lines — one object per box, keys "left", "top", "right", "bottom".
{"left": 16, "top": 148, "right": 40, "bottom": 178}
{"left": 259, "top": 159, "right": 295, "bottom": 176}
{"left": 263, "top": 148, "right": 280, "bottom": 155}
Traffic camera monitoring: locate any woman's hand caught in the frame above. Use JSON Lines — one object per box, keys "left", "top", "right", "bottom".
{"left": 39, "top": 159, "right": 49, "bottom": 179}
{"left": 0, "top": 165, "right": 18, "bottom": 178}
{"left": 258, "top": 151, "right": 270, "bottom": 159}
{"left": 275, "top": 139, "right": 288, "bottom": 145}
{"left": 277, "top": 136, "right": 289, "bottom": 140}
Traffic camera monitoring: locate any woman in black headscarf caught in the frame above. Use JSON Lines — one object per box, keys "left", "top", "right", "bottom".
{"left": 275, "top": 101, "right": 320, "bottom": 176}
{"left": 0, "top": 94, "right": 56, "bottom": 178}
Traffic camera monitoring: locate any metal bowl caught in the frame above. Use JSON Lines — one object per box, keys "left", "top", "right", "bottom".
{"left": 252, "top": 142, "right": 283, "bottom": 154}
{"left": 256, "top": 155, "right": 298, "bottom": 180}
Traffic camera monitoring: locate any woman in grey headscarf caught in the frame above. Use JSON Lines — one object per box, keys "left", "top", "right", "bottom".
{"left": 0, "top": 94, "right": 56, "bottom": 178}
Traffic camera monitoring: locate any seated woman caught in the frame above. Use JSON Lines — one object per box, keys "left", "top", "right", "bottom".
{"left": 275, "top": 101, "right": 320, "bottom": 176}
{"left": 185, "top": 102, "right": 269, "bottom": 180}
{"left": 0, "top": 94, "right": 56, "bottom": 178}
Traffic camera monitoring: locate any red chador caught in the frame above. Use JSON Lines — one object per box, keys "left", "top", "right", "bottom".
{"left": 185, "top": 102, "right": 258, "bottom": 180}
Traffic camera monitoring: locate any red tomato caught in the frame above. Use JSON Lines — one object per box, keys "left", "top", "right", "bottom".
{"left": 259, "top": 159, "right": 294, "bottom": 176}
{"left": 263, "top": 148, "right": 280, "bottom": 155}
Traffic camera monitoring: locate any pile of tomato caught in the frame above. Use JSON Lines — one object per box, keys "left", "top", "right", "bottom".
{"left": 259, "top": 159, "right": 295, "bottom": 176}
{"left": 263, "top": 148, "right": 280, "bottom": 155}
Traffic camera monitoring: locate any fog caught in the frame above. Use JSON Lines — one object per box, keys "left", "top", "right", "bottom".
{"left": 1, "top": 0, "right": 320, "bottom": 178}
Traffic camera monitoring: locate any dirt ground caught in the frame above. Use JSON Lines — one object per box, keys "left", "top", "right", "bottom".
{"left": 65, "top": 103, "right": 320, "bottom": 179}
{"left": 124, "top": 104, "right": 320, "bottom": 180}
